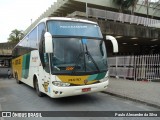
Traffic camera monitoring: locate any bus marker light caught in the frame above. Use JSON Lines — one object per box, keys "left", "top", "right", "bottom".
{"left": 66, "top": 66, "right": 74, "bottom": 71}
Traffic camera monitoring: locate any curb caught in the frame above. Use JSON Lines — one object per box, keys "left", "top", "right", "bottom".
{"left": 102, "top": 91, "right": 160, "bottom": 109}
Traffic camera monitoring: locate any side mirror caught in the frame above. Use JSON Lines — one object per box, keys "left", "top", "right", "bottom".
{"left": 106, "top": 35, "right": 118, "bottom": 53}
{"left": 44, "top": 32, "right": 53, "bottom": 53}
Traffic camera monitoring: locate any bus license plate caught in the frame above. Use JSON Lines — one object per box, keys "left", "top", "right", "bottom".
{"left": 82, "top": 88, "right": 91, "bottom": 92}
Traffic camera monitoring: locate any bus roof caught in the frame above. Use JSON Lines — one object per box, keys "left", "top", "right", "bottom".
{"left": 39, "top": 17, "right": 98, "bottom": 25}
{"left": 12, "top": 17, "right": 99, "bottom": 51}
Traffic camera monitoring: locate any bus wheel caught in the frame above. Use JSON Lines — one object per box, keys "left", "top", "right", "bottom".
{"left": 35, "top": 78, "right": 44, "bottom": 97}
{"left": 15, "top": 73, "right": 21, "bottom": 84}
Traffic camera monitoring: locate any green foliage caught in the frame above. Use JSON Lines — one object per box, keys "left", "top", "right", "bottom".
{"left": 113, "top": 0, "right": 138, "bottom": 9}
{"left": 8, "top": 29, "right": 24, "bottom": 43}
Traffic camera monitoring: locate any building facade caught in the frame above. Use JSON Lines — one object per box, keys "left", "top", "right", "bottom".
{"left": 0, "top": 42, "right": 16, "bottom": 77}
{"left": 24, "top": 0, "right": 160, "bottom": 56}
{"left": 23, "top": 0, "right": 160, "bottom": 81}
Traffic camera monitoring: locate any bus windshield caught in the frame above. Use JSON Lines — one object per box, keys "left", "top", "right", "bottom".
{"left": 46, "top": 20, "right": 107, "bottom": 75}
{"left": 50, "top": 38, "right": 107, "bottom": 75}
{"left": 47, "top": 20, "right": 103, "bottom": 38}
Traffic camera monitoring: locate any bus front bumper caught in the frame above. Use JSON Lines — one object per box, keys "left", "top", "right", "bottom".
{"left": 50, "top": 80, "right": 109, "bottom": 98}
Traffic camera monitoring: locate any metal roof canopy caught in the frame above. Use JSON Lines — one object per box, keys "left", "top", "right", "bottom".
{"left": 23, "top": 0, "right": 160, "bottom": 55}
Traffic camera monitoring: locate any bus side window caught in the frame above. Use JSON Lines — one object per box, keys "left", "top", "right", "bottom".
{"left": 38, "top": 23, "right": 50, "bottom": 73}
{"left": 38, "top": 23, "right": 45, "bottom": 44}
{"left": 43, "top": 53, "right": 50, "bottom": 73}
{"left": 28, "top": 27, "right": 38, "bottom": 49}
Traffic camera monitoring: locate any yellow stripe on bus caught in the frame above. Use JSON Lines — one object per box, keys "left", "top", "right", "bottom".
{"left": 12, "top": 56, "right": 23, "bottom": 80}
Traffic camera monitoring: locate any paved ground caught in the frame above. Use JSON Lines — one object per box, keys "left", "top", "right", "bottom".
{"left": 0, "top": 78, "right": 159, "bottom": 120}
{"left": 103, "top": 78, "right": 160, "bottom": 109}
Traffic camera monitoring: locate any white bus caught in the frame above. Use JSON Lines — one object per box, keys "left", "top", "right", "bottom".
{"left": 12, "top": 17, "right": 118, "bottom": 98}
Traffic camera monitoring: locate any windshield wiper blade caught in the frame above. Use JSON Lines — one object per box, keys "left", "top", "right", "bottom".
{"left": 71, "top": 51, "right": 100, "bottom": 74}
{"left": 85, "top": 51, "right": 100, "bottom": 72}
{"left": 84, "top": 42, "right": 100, "bottom": 72}
{"left": 72, "top": 39, "right": 101, "bottom": 74}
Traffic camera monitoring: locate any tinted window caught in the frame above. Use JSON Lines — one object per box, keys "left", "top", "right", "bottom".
{"left": 38, "top": 23, "right": 45, "bottom": 43}
{"left": 12, "top": 35, "right": 29, "bottom": 57}
{"left": 47, "top": 21, "right": 103, "bottom": 38}
{"left": 13, "top": 26, "right": 38, "bottom": 57}
{"left": 28, "top": 27, "right": 37, "bottom": 49}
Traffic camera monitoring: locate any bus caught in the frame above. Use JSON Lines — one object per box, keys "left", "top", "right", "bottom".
{"left": 12, "top": 17, "right": 118, "bottom": 98}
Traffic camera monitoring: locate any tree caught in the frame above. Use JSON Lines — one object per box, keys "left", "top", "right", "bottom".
{"left": 113, "top": 0, "right": 138, "bottom": 13}
{"left": 8, "top": 29, "right": 24, "bottom": 43}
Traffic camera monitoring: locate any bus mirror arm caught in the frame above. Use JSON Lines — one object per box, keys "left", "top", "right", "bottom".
{"left": 105, "top": 35, "right": 118, "bottom": 53}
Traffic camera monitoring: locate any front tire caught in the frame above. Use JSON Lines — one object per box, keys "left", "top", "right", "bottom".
{"left": 35, "top": 78, "right": 44, "bottom": 97}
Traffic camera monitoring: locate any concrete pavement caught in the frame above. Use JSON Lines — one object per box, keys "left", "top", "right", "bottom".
{"left": 1, "top": 76, "right": 160, "bottom": 109}
{"left": 103, "top": 78, "right": 160, "bottom": 109}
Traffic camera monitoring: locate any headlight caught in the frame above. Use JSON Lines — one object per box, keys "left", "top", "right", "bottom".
{"left": 52, "top": 81, "right": 70, "bottom": 87}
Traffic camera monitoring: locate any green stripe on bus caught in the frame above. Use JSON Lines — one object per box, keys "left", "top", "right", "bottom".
{"left": 22, "top": 53, "right": 31, "bottom": 79}
{"left": 87, "top": 74, "right": 98, "bottom": 81}
{"left": 95, "top": 72, "right": 106, "bottom": 80}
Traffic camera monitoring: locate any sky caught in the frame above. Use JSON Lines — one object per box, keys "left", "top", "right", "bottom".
{"left": 0, "top": 0, "right": 159, "bottom": 43}
{"left": 0, "top": 0, "right": 57, "bottom": 43}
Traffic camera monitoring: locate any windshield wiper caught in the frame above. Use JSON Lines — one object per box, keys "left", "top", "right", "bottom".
{"left": 72, "top": 40, "right": 100, "bottom": 74}
{"left": 85, "top": 51, "right": 100, "bottom": 72}
{"left": 84, "top": 42, "right": 100, "bottom": 72}
{"left": 72, "top": 51, "right": 100, "bottom": 75}
{"left": 71, "top": 52, "right": 84, "bottom": 74}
